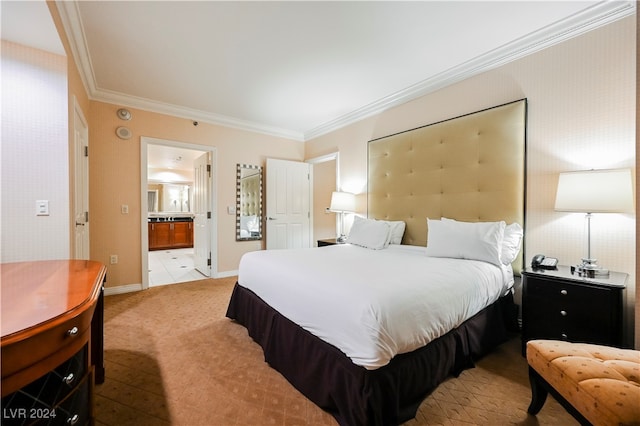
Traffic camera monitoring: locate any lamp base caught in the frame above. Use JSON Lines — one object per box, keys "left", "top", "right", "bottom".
{"left": 336, "top": 234, "right": 347, "bottom": 244}
{"left": 571, "top": 258, "right": 610, "bottom": 278}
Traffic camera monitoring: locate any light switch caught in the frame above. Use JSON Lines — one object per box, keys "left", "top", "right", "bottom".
{"left": 36, "top": 200, "right": 49, "bottom": 216}
{"left": 121, "top": 204, "right": 129, "bottom": 214}
{"left": 227, "top": 206, "right": 236, "bottom": 215}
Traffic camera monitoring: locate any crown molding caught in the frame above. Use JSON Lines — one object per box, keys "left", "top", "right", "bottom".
{"left": 303, "top": 0, "right": 636, "bottom": 141}
{"left": 94, "top": 87, "right": 306, "bottom": 141}
{"left": 56, "top": 1, "right": 96, "bottom": 100}
{"left": 56, "top": 1, "right": 634, "bottom": 143}
{"left": 54, "top": 1, "right": 305, "bottom": 142}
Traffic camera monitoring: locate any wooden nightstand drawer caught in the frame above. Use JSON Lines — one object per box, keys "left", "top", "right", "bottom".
{"left": 521, "top": 266, "right": 626, "bottom": 354}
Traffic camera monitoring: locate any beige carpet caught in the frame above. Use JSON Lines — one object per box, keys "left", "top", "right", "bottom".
{"left": 95, "top": 277, "right": 577, "bottom": 425}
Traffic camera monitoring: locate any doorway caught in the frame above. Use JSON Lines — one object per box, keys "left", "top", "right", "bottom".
{"left": 73, "top": 97, "right": 90, "bottom": 259}
{"left": 265, "top": 158, "right": 312, "bottom": 249}
{"left": 140, "top": 137, "right": 217, "bottom": 289}
{"left": 263, "top": 154, "right": 340, "bottom": 249}
{"left": 308, "top": 152, "right": 340, "bottom": 245}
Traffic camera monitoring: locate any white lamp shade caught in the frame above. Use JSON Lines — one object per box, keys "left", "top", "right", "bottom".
{"left": 555, "top": 168, "right": 634, "bottom": 213}
{"left": 329, "top": 191, "right": 356, "bottom": 212}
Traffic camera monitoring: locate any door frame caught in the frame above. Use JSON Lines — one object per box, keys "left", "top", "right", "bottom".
{"left": 72, "top": 96, "right": 90, "bottom": 259}
{"left": 307, "top": 152, "right": 340, "bottom": 241}
{"left": 140, "top": 137, "right": 217, "bottom": 290}
{"left": 192, "top": 152, "right": 212, "bottom": 277}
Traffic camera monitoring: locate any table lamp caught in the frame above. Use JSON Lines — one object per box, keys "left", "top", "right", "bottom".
{"left": 554, "top": 168, "right": 634, "bottom": 277}
{"left": 329, "top": 191, "right": 356, "bottom": 243}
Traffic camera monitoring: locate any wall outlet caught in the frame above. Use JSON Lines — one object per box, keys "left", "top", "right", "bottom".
{"left": 110, "top": 255, "right": 118, "bottom": 264}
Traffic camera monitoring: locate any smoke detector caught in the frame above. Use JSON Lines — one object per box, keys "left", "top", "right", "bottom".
{"left": 117, "top": 108, "right": 132, "bottom": 121}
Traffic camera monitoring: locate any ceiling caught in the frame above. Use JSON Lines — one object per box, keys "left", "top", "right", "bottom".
{"left": 147, "top": 144, "right": 206, "bottom": 173}
{"left": 1, "top": 1, "right": 64, "bottom": 55}
{"left": 2, "top": 1, "right": 635, "bottom": 144}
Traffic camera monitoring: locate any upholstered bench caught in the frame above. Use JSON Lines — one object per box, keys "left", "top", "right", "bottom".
{"left": 526, "top": 339, "right": 640, "bottom": 426}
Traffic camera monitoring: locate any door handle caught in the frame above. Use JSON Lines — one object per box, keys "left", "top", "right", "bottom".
{"left": 75, "top": 222, "right": 85, "bottom": 226}
{"left": 267, "top": 217, "right": 277, "bottom": 220}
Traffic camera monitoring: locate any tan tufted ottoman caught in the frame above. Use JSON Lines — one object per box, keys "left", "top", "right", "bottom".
{"left": 526, "top": 339, "right": 640, "bottom": 425}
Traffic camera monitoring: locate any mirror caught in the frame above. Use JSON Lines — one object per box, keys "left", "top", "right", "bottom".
{"left": 147, "top": 183, "right": 192, "bottom": 213}
{"left": 236, "top": 164, "right": 263, "bottom": 241}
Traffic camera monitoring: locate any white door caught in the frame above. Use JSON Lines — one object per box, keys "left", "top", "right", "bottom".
{"left": 193, "top": 152, "right": 211, "bottom": 276}
{"left": 73, "top": 101, "right": 90, "bottom": 259}
{"left": 266, "top": 159, "right": 311, "bottom": 249}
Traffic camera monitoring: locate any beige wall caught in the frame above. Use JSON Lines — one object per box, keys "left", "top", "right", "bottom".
{"left": 46, "top": 3, "right": 304, "bottom": 288}
{"left": 1, "top": 4, "right": 92, "bottom": 263}
{"left": 1, "top": 41, "right": 69, "bottom": 262}
{"left": 47, "top": 1, "right": 91, "bottom": 257}
{"left": 635, "top": 13, "right": 640, "bottom": 348}
{"left": 89, "top": 102, "right": 304, "bottom": 286}
{"left": 306, "top": 16, "right": 637, "bottom": 347}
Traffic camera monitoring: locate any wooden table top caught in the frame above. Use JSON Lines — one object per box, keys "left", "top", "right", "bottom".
{"left": 1, "top": 260, "right": 107, "bottom": 340}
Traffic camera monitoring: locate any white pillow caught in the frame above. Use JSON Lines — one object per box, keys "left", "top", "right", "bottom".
{"left": 500, "top": 222, "right": 523, "bottom": 265}
{"left": 380, "top": 220, "right": 406, "bottom": 244}
{"left": 440, "top": 218, "right": 523, "bottom": 265}
{"left": 240, "top": 214, "right": 257, "bottom": 231}
{"left": 347, "top": 216, "right": 391, "bottom": 250}
{"left": 426, "top": 218, "right": 505, "bottom": 266}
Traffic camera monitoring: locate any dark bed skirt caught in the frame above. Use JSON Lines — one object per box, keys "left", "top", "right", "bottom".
{"left": 226, "top": 283, "right": 515, "bottom": 426}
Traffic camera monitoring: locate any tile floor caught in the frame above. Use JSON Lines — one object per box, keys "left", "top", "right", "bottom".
{"left": 148, "top": 248, "right": 206, "bottom": 286}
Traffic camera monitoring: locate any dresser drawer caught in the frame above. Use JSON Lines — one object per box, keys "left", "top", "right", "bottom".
{"left": 52, "top": 372, "right": 91, "bottom": 426}
{"left": 0, "top": 349, "right": 91, "bottom": 426}
{"left": 2, "top": 304, "right": 94, "bottom": 387}
{"left": 1, "top": 347, "right": 87, "bottom": 412}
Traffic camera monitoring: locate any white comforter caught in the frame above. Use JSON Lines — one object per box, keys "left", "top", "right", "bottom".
{"left": 238, "top": 244, "right": 512, "bottom": 370}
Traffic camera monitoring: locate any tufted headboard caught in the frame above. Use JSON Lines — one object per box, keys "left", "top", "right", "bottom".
{"left": 368, "top": 99, "right": 527, "bottom": 273}
{"left": 240, "top": 173, "right": 261, "bottom": 216}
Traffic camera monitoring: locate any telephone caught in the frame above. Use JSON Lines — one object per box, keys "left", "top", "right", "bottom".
{"left": 531, "top": 254, "right": 558, "bottom": 269}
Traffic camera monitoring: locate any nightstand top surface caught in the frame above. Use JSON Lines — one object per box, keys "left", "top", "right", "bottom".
{"left": 522, "top": 265, "right": 627, "bottom": 288}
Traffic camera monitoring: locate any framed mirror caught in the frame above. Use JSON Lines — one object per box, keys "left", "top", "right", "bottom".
{"left": 236, "top": 164, "right": 263, "bottom": 241}
{"left": 147, "top": 183, "right": 191, "bottom": 213}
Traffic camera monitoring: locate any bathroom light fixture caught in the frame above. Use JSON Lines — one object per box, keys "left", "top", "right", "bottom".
{"left": 554, "top": 168, "right": 634, "bottom": 277}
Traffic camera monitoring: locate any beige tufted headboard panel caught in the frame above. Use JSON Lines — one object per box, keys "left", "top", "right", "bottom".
{"left": 240, "top": 174, "right": 261, "bottom": 216}
{"left": 368, "top": 99, "right": 527, "bottom": 273}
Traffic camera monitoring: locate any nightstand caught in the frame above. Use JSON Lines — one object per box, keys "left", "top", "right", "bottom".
{"left": 317, "top": 238, "right": 338, "bottom": 247}
{"left": 521, "top": 266, "right": 627, "bottom": 355}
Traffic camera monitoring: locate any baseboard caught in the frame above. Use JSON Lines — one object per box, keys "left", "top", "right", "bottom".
{"left": 104, "top": 273, "right": 237, "bottom": 296}
{"left": 104, "top": 283, "right": 143, "bottom": 296}
{"left": 215, "top": 270, "right": 239, "bottom": 279}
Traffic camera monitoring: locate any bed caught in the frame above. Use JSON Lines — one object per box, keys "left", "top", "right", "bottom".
{"left": 226, "top": 99, "right": 527, "bottom": 425}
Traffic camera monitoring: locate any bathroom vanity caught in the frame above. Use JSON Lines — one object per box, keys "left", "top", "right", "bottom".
{"left": 148, "top": 216, "right": 194, "bottom": 250}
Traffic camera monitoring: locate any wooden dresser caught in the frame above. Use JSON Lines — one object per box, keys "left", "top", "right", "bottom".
{"left": 1, "top": 260, "right": 106, "bottom": 425}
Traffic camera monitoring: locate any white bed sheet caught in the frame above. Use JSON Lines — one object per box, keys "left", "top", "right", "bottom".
{"left": 238, "top": 244, "right": 512, "bottom": 370}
